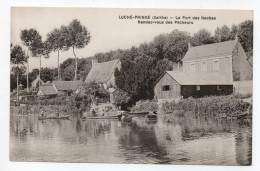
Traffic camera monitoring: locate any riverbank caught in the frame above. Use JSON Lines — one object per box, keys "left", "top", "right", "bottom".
{"left": 10, "top": 104, "right": 79, "bottom": 116}
{"left": 161, "top": 95, "right": 251, "bottom": 117}
{"left": 130, "top": 94, "right": 252, "bottom": 117}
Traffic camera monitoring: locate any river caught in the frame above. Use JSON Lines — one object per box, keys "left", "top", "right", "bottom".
{"left": 10, "top": 115, "right": 252, "bottom": 165}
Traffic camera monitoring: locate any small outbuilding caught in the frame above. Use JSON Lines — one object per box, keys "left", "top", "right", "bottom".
{"left": 154, "top": 71, "right": 233, "bottom": 100}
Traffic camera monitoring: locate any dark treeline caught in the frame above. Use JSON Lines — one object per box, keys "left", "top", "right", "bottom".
{"left": 11, "top": 20, "right": 253, "bottom": 105}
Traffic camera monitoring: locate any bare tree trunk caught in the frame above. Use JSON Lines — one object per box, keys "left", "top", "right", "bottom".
{"left": 16, "top": 64, "right": 19, "bottom": 102}
{"left": 58, "top": 50, "right": 60, "bottom": 81}
{"left": 39, "top": 56, "right": 41, "bottom": 85}
{"left": 73, "top": 46, "right": 77, "bottom": 81}
{"left": 26, "top": 49, "right": 29, "bottom": 92}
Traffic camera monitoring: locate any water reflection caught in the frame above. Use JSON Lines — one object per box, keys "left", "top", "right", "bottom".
{"left": 10, "top": 115, "right": 252, "bottom": 165}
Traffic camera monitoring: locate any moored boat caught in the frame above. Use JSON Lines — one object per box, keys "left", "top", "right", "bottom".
{"left": 86, "top": 115, "right": 121, "bottom": 119}
{"left": 146, "top": 114, "right": 157, "bottom": 119}
{"left": 127, "top": 111, "right": 149, "bottom": 115}
{"left": 38, "top": 115, "right": 70, "bottom": 120}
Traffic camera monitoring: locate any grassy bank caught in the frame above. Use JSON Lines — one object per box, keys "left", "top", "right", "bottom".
{"left": 162, "top": 95, "right": 251, "bottom": 118}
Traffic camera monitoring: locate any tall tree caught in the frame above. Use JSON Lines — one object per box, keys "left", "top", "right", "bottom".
{"left": 46, "top": 27, "right": 69, "bottom": 81}
{"left": 65, "top": 19, "right": 91, "bottom": 80}
{"left": 30, "top": 40, "right": 51, "bottom": 82}
{"left": 11, "top": 45, "right": 27, "bottom": 101}
{"left": 20, "top": 29, "right": 42, "bottom": 90}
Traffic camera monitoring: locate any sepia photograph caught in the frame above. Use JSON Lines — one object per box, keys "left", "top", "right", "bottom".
{"left": 9, "top": 7, "right": 253, "bottom": 166}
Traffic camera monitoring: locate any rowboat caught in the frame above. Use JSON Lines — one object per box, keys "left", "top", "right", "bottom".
{"left": 86, "top": 115, "right": 120, "bottom": 119}
{"left": 127, "top": 111, "right": 149, "bottom": 115}
{"left": 38, "top": 115, "right": 70, "bottom": 120}
{"left": 146, "top": 114, "right": 157, "bottom": 119}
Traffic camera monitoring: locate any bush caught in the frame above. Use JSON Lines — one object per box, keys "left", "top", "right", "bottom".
{"left": 232, "top": 93, "right": 252, "bottom": 99}
{"left": 131, "top": 100, "right": 158, "bottom": 112}
{"left": 161, "top": 95, "right": 250, "bottom": 117}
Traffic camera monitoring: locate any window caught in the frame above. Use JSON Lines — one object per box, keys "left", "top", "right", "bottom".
{"left": 190, "top": 63, "right": 195, "bottom": 72}
{"left": 196, "top": 85, "right": 200, "bottom": 91}
{"left": 213, "top": 60, "right": 219, "bottom": 72}
{"left": 162, "top": 85, "right": 170, "bottom": 91}
{"left": 202, "top": 61, "right": 207, "bottom": 72}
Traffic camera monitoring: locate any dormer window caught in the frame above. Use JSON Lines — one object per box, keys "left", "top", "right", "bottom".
{"left": 190, "top": 63, "right": 195, "bottom": 72}
{"left": 213, "top": 59, "right": 219, "bottom": 72}
{"left": 202, "top": 61, "right": 207, "bottom": 72}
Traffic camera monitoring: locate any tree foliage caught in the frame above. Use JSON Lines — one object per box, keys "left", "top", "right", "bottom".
{"left": 192, "top": 29, "right": 215, "bottom": 46}
{"left": 46, "top": 27, "right": 69, "bottom": 81}
{"left": 11, "top": 45, "right": 27, "bottom": 65}
{"left": 214, "top": 25, "right": 232, "bottom": 42}
{"left": 10, "top": 45, "right": 27, "bottom": 98}
{"left": 113, "top": 89, "right": 130, "bottom": 109}
{"left": 238, "top": 20, "right": 253, "bottom": 58}
{"left": 64, "top": 19, "right": 91, "bottom": 80}
{"left": 20, "top": 29, "right": 42, "bottom": 55}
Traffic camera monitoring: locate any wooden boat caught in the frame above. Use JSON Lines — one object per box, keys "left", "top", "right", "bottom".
{"left": 38, "top": 115, "right": 70, "bottom": 120}
{"left": 86, "top": 115, "right": 121, "bottom": 119}
{"left": 146, "top": 114, "right": 157, "bottom": 119}
{"left": 127, "top": 111, "right": 149, "bottom": 115}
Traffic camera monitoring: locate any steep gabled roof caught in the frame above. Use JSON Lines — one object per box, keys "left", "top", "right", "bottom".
{"left": 38, "top": 85, "right": 57, "bottom": 95}
{"left": 166, "top": 71, "right": 232, "bottom": 85}
{"left": 85, "top": 60, "right": 120, "bottom": 84}
{"left": 32, "top": 75, "right": 44, "bottom": 88}
{"left": 53, "top": 80, "right": 83, "bottom": 91}
{"left": 183, "top": 40, "right": 238, "bottom": 61}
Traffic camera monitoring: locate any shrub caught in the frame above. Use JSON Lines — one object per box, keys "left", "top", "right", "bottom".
{"left": 161, "top": 95, "right": 250, "bottom": 117}
{"left": 131, "top": 100, "right": 158, "bottom": 112}
{"left": 232, "top": 93, "right": 252, "bottom": 99}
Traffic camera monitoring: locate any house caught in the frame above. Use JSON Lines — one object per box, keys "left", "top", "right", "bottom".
{"left": 85, "top": 59, "right": 121, "bottom": 89}
{"left": 85, "top": 59, "right": 121, "bottom": 103}
{"left": 52, "top": 80, "right": 83, "bottom": 96}
{"left": 154, "top": 38, "right": 252, "bottom": 100}
{"left": 37, "top": 85, "right": 57, "bottom": 97}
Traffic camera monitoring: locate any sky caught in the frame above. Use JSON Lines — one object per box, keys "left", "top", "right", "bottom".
{"left": 11, "top": 7, "right": 253, "bottom": 71}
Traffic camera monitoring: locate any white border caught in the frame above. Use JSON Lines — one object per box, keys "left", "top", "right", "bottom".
{"left": 1, "top": 0, "right": 260, "bottom": 171}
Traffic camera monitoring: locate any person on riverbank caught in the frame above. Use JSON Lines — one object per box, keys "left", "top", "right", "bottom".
{"left": 55, "top": 110, "right": 60, "bottom": 117}
{"left": 91, "top": 109, "right": 96, "bottom": 116}
{"left": 41, "top": 110, "right": 45, "bottom": 117}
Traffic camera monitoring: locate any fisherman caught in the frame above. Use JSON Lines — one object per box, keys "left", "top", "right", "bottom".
{"left": 92, "top": 109, "right": 96, "bottom": 116}
{"left": 55, "top": 110, "right": 60, "bottom": 117}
